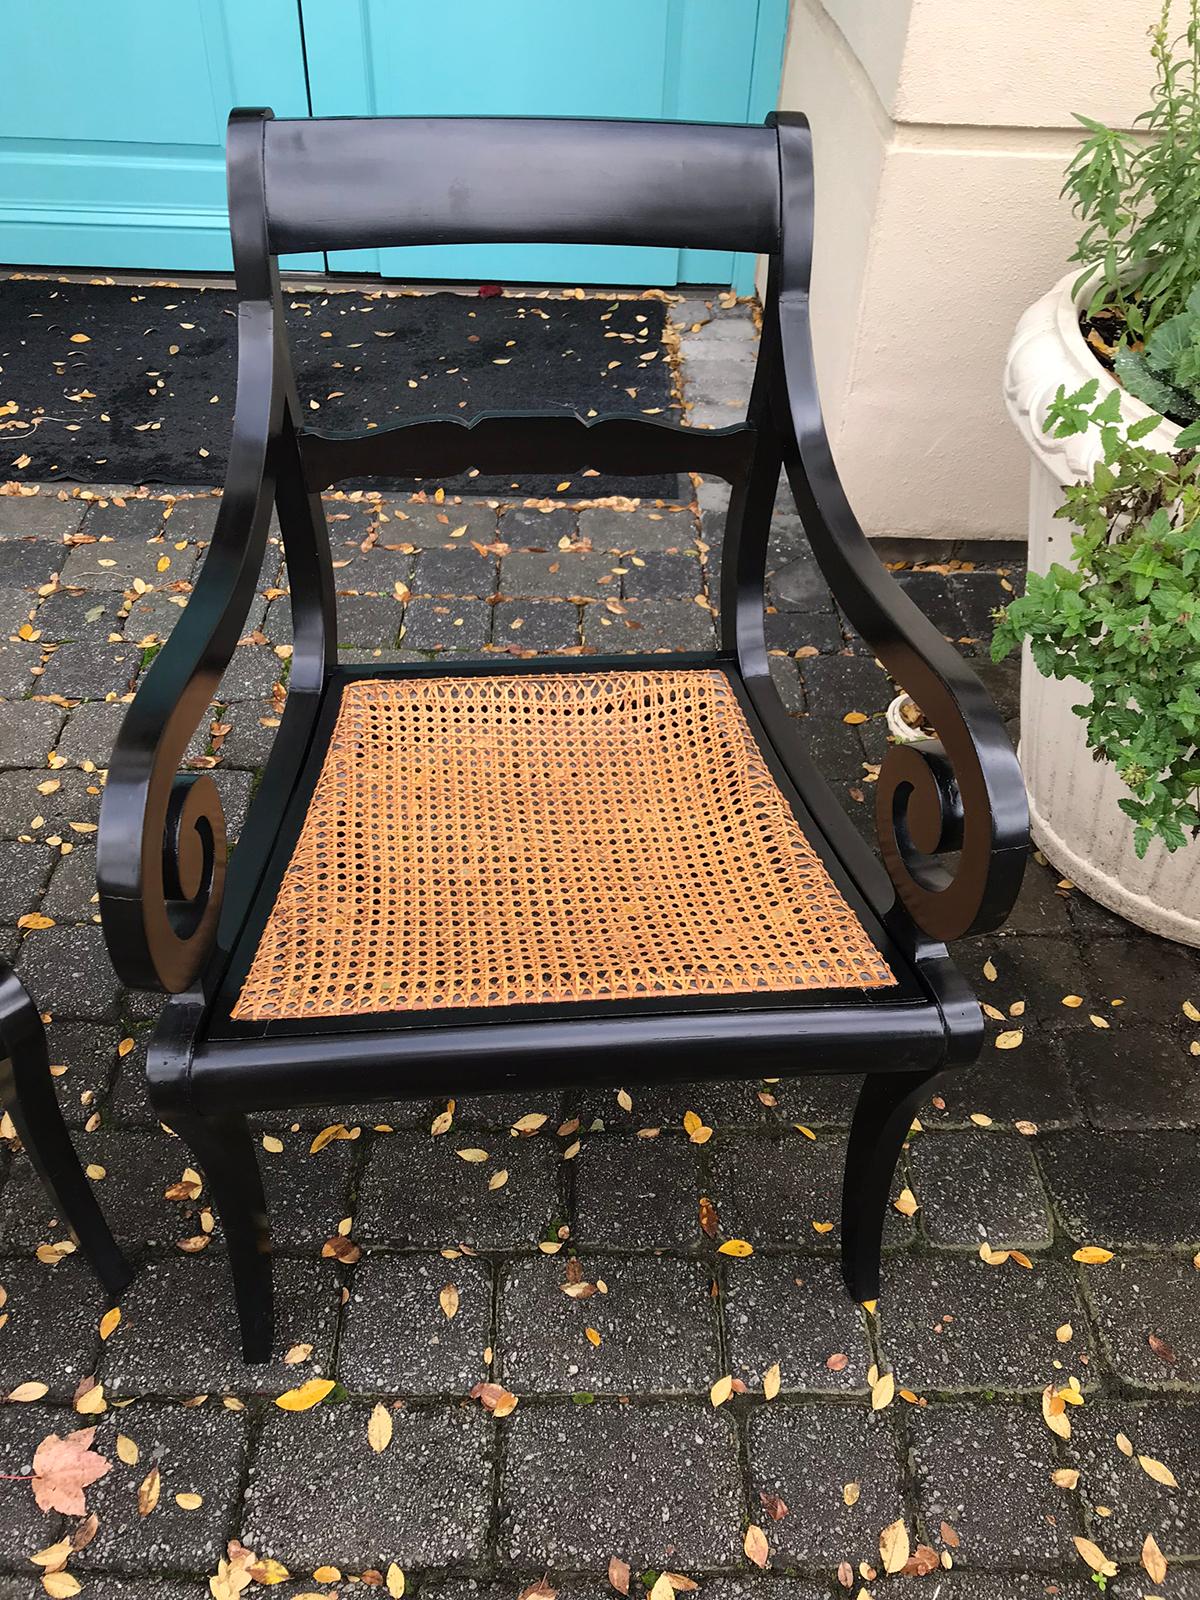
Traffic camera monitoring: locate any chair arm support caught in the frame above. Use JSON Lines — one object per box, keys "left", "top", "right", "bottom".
{"left": 98, "top": 301, "right": 281, "bottom": 993}
{"left": 776, "top": 295, "right": 1029, "bottom": 942}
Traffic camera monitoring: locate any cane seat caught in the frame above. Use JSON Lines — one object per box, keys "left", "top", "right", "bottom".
{"left": 231, "top": 668, "right": 895, "bottom": 1022}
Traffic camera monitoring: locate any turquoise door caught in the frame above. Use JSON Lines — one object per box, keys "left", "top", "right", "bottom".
{"left": 0, "top": 0, "right": 786, "bottom": 288}
{"left": 0, "top": 0, "right": 320, "bottom": 273}
{"left": 301, "top": 0, "right": 788, "bottom": 291}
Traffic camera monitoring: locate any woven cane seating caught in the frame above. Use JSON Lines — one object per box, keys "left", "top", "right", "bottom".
{"left": 97, "top": 109, "right": 1028, "bottom": 1361}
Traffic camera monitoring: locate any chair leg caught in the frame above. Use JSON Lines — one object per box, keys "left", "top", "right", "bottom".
{"left": 169, "top": 1107, "right": 274, "bottom": 1363}
{"left": 0, "top": 968, "right": 133, "bottom": 1299}
{"left": 841, "top": 1068, "right": 941, "bottom": 1303}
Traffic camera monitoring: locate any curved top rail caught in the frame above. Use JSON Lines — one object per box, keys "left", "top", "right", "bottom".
{"left": 255, "top": 114, "right": 781, "bottom": 257}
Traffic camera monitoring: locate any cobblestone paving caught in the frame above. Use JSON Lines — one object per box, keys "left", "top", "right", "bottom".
{"left": 0, "top": 295, "right": 1198, "bottom": 1599}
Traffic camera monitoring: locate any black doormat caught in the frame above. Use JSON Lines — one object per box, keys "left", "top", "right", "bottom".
{"left": 0, "top": 279, "right": 680, "bottom": 499}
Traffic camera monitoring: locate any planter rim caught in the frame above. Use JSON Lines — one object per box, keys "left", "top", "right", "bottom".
{"left": 1003, "top": 267, "right": 1180, "bottom": 483}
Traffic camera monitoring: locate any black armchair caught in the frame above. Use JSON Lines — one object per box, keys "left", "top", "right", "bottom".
{"left": 96, "top": 108, "right": 1028, "bottom": 1360}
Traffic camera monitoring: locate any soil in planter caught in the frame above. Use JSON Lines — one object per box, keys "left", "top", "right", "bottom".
{"left": 1078, "top": 298, "right": 1194, "bottom": 431}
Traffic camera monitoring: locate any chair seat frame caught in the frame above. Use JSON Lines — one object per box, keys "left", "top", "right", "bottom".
{"left": 96, "top": 109, "right": 1028, "bottom": 1360}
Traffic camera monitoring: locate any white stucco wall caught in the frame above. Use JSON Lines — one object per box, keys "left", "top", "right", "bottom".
{"left": 777, "top": 0, "right": 1161, "bottom": 540}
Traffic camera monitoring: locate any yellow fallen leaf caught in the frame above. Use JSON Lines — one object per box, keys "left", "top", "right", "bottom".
{"left": 585, "top": 1326, "right": 601, "bottom": 1347}
{"left": 1052, "top": 1468, "right": 1080, "bottom": 1489}
{"left": 42, "top": 1574, "right": 81, "bottom": 1599}
{"left": 275, "top": 1378, "right": 336, "bottom": 1411}
{"left": 842, "top": 711, "right": 867, "bottom": 725}
{"left": 386, "top": 1565, "right": 405, "bottom": 1599}
{"left": 743, "top": 1523, "right": 769, "bottom": 1568}
{"left": 175, "top": 1491, "right": 204, "bottom": 1510}
{"left": 439, "top": 1283, "right": 460, "bottom": 1320}
{"left": 1056, "top": 1323, "right": 1073, "bottom": 1343}
{"left": 252, "top": 1559, "right": 290, "bottom": 1586}
{"left": 1183, "top": 1000, "right": 1200, "bottom": 1022}
{"left": 717, "top": 1239, "right": 754, "bottom": 1257}
{"left": 843, "top": 1480, "right": 861, "bottom": 1506}
{"left": 880, "top": 1518, "right": 910, "bottom": 1575}
{"left": 69, "top": 333, "right": 90, "bottom": 343}
{"left": 995, "top": 1029, "right": 1024, "bottom": 1050}
{"left": 1139, "top": 1453, "right": 1178, "bottom": 1488}
{"left": 982, "top": 958, "right": 998, "bottom": 981}
{"left": 510, "top": 1113, "right": 547, "bottom": 1135}
{"left": 368, "top": 1402, "right": 393, "bottom": 1453}
{"left": 871, "top": 1372, "right": 895, "bottom": 1410}
{"left": 456, "top": 1148, "right": 489, "bottom": 1163}
{"left": 1073, "top": 1246, "right": 1114, "bottom": 1264}
{"left": 763, "top": 1362, "right": 781, "bottom": 1400}
{"left": 710, "top": 1374, "right": 734, "bottom": 1407}
{"left": 1062, "top": 994, "right": 1084, "bottom": 1008}
{"left": 1143, "top": 1531, "right": 1168, "bottom": 1585}
{"left": 893, "top": 1187, "right": 918, "bottom": 1217}
{"left": 1073, "top": 1535, "right": 1117, "bottom": 1578}
{"left": 488, "top": 1168, "right": 509, "bottom": 1190}
{"left": 116, "top": 1433, "right": 139, "bottom": 1465}
{"left": 117, "top": 1036, "right": 136, "bottom": 1058}
{"left": 99, "top": 1307, "right": 121, "bottom": 1340}
{"left": 616, "top": 1088, "right": 633, "bottom": 1111}
{"left": 138, "top": 1464, "right": 160, "bottom": 1516}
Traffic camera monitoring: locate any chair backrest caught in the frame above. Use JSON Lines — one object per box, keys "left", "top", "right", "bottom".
{"left": 246, "top": 114, "right": 782, "bottom": 259}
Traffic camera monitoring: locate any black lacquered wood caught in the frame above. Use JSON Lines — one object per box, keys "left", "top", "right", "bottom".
{"left": 262, "top": 115, "right": 781, "bottom": 256}
{"left": 0, "top": 965, "right": 132, "bottom": 1297}
{"left": 96, "top": 106, "right": 1029, "bottom": 1359}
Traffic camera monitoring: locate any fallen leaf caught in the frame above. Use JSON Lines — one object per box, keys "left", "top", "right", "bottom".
{"left": 511, "top": 1113, "right": 548, "bottom": 1135}
{"left": 1142, "top": 1532, "right": 1168, "bottom": 1585}
{"left": 760, "top": 1489, "right": 788, "bottom": 1521}
{"left": 1148, "top": 1332, "right": 1177, "bottom": 1365}
{"left": 98, "top": 1307, "right": 121, "bottom": 1341}
{"left": 717, "top": 1239, "right": 753, "bottom": 1257}
{"left": 743, "top": 1523, "right": 769, "bottom": 1568}
{"left": 1073, "top": 1246, "right": 1114, "bottom": 1264}
{"left": 880, "top": 1518, "right": 911, "bottom": 1574}
{"left": 843, "top": 1481, "right": 861, "bottom": 1507}
{"left": 9, "top": 1381, "right": 50, "bottom": 1402}
{"left": 368, "top": 1403, "right": 393, "bottom": 1453}
{"left": 274, "top": 1378, "right": 337, "bottom": 1411}
{"left": 608, "top": 1557, "right": 630, "bottom": 1595}
{"left": 893, "top": 1187, "right": 918, "bottom": 1217}
{"left": 470, "top": 1381, "right": 518, "bottom": 1417}
{"left": 994, "top": 1029, "right": 1024, "bottom": 1050}
{"left": 1073, "top": 1535, "right": 1117, "bottom": 1577}
{"left": 1139, "top": 1453, "right": 1178, "bottom": 1488}
{"left": 31, "top": 1427, "right": 110, "bottom": 1515}
{"left": 440, "top": 1283, "right": 460, "bottom": 1320}
{"left": 176, "top": 1491, "right": 204, "bottom": 1510}
{"left": 871, "top": 1371, "right": 895, "bottom": 1410}
{"left": 763, "top": 1362, "right": 781, "bottom": 1400}
{"left": 41, "top": 1574, "right": 81, "bottom": 1599}
{"left": 386, "top": 1564, "right": 405, "bottom": 1598}
{"left": 710, "top": 1375, "right": 734, "bottom": 1407}
{"left": 1052, "top": 1468, "right": 1080, "bottom": 1489}
{"left": 138, "top": 1464, "right": 161, "bottom": 1516}
{"left": 456, "top": 1147, "right": 489, "bottom": 1163}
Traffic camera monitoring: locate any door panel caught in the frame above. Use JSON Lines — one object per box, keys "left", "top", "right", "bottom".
{"left": 0, "top": 0, "right": 320, "bottom": 273}
{"left": 301, "top": 0, "right": 787, "bottom": 287}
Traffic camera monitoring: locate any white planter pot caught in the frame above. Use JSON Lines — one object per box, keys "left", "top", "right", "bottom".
{"left": 1003, "top": 269, "right": 1200, "bottom": 946}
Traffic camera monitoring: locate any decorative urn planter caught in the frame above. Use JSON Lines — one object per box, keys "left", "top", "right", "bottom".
{"left": 1003, "top": 269, "right": 1200, "bottom": 945}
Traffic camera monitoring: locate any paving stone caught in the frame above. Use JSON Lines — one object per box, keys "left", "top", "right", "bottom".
{"left": 492, "top": 600, "right": 580, "bottom": 650}
{"left": 381, "top": 499, "right": 497, "bottom": 545}
{"left": 328, "top": 543, "right": 415, "bottom": 594}
{"left": 1086, "top": 1255, "right": 1200, "bottom": 1390}
{"left": 574, "top": 1077, "right": 787, "bottom": 1132}
{"left": 578, "top": 506, "right": 697, "bottom": 552}
{"left": 499, "top": 550, "right": 615, "bottom": 599}
{"left": 748, "top": 1403, "right": 906, "bottom": 1567}
{"left": 339, "top": 1253, "right": 492, "bottom": 1395}
{"left": 254, "top": 1124, "right": 357, "bottom": 1246}
{"left": 356, "top": 1130, "right": 563, "bottom": 1248}
{"left": 771, "top": 1072, "right": 863, "bottom": 1125}
{"left": 706, "top": 1131, "right": 913, "bottom": 1251}
{"left": 412, "top": 545, "right": 498, "bottom": 596}
{"left": 767, "top": 553, "right": 832, "bottom": 613}
{"left": 81, "top": 498, "right": 170, "bottom": 542}
{"left": 791, "top": 715, "right": 870, "bottom": 782}
{"left": 1001, "top": 854, "right": 1075, "bottom": 935}
{"left": 0, "top": 701, "right": 64, "bottom": 766}
{"left": 161, "top": 495, "right": 221, "bottom": 541}
{"left": 619, "top": 550, "right": 704, "bottom": 600}
{"left": 768, "top": 655, "right": 805, "bottom": 712}
{"left": 400, "top": 595, "right": 491, "bottom": 651}
{"left": 909, "top": 1131, "right": 1053, "bottom": 1249}
{"left": 946, "top": 570, "right": 1010, "bottom": 640}
{"left": 0, "top": 539, "right": 69, "bottom": 589}
{"left": 213, "top": 767, "right": 255, "bottom": 844}
{"left": 572, "top": 1136, "right": 701, "bottom": 1247}
{"left": 878, "top": 1255, "right": 1089, "bottom": 1394}
{"left": 34, "top": 589, "right": 125, "bottom": 643}
{"left": 1066, "top": 1401, "right": 1200, "bottom": 1560}
{"left": 1068, "top": 1025, "right": 1200, "bottom": 1129}
{"left": 0, "top": 640, "right": 40, "bottom": 696}
{"left": 36, "top": 641, "right": 139, "bottom": 700}
{"left": 501, "top": 1401, "right": 742, "bottom": 1567}
{"left": 0, "top": 495, "right": 85, "bottom": 537}
{"left": 870, "top": 1582, "right": 1092, "bottom": 1600}
{"left": 215, "top": 644, "right": 283, "bottom": 701}
{"left": 498, "top": 1251, "right": 718, "bottom": 1394}
{"left": 971, "top": 654, "right": 1022, "bottom": 722}
{"left": 244, "top": 1403, "right": 492, "bottom": 1568}
{"left": 122, "top": 590, "right": 193, "bottom": 644}
{"left": 262, "top": 594, "right": 291, "bottom": 642}
{"left": 15, "top": 924, "right": 120, "bottom": 1020}
{"left": 215, "top": 699, "right": 279, "bottom": 769}
{"left": 1085, "top": 937, "right": 1200, "bottom": 1026}
{"left": 101, "top": 1256, "right": 342, "bottom": 1396}
{"left": 969, "top": 937, "right": 1093, "bottom": 1030}
{"left": 41, "top": 844, "right": 102, "bottom": 921}
{"left": 800, "top": 654, "right": 893, "bottom": 716}
{"left": 910, "top": 1403, "right": 1080, "bottom": 1566}
{"left": 43, "top": 1021, "right": 121, "bottom": 1125}
{"left": 0, "top": 585, "right": 38, "bottom": 632}
{"left": 922, "top": 1034, "right": 1082, "bottom": 1131}
{"left": 897, "top": 572, "right": 970, "bottom": 640}
{"left": 78, "top": 1402, "right": 248, "bottom": 1572}
{"left": 1038, "top": 1130, "right": 1200, "bottom": 1247}
{"left": 0, "top": 840, "right": 53, "bottom": 921}
{"left": 0, "top": 1257, "right": 106, "bottom": 1399}
{"left": 500, "top": 506, "right": 578, "bottom": 544}
{"left": 0, "top": 1126, "right": 202, "bottom": 1250}
{"left": 0, "top": 1404, "right": 68, "bottom": 1564}
{"left": 53, "top": 700, "right": 126, "bottom": 764}
{"left": 724, "top": 1254, "right": 871, "bottom": 1394}
{"left": 582, "top": 597, "right": 715, "bottom": 652}
{"left": 336, "top": 593, "right": 404, "bottom": 648}
{"left": 764, "top": 611, "right": 846, "bottom": 653}
{"left": 58, "top": 542, "right": 197, "bottom": 592}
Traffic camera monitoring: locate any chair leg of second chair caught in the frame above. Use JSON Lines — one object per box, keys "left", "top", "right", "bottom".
{"left": 168, "top": 1106, "right": 275, "bottom": 1362}
{"left": 0, "top": 965, "right": 133, "bottom": 1299}
{"left": 840, "top": 1068, "right": 941, "bottom": 1303}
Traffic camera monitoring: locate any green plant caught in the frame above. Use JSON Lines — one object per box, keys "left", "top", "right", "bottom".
{"left": 993, "top": 381, "right": 1200, "bottom": 856}
{"left": 1064, "top": 0, "right": 1200, "bottom": 335}
{"left": 1115, "top": 281, "right": 1200, "bottom": 419}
